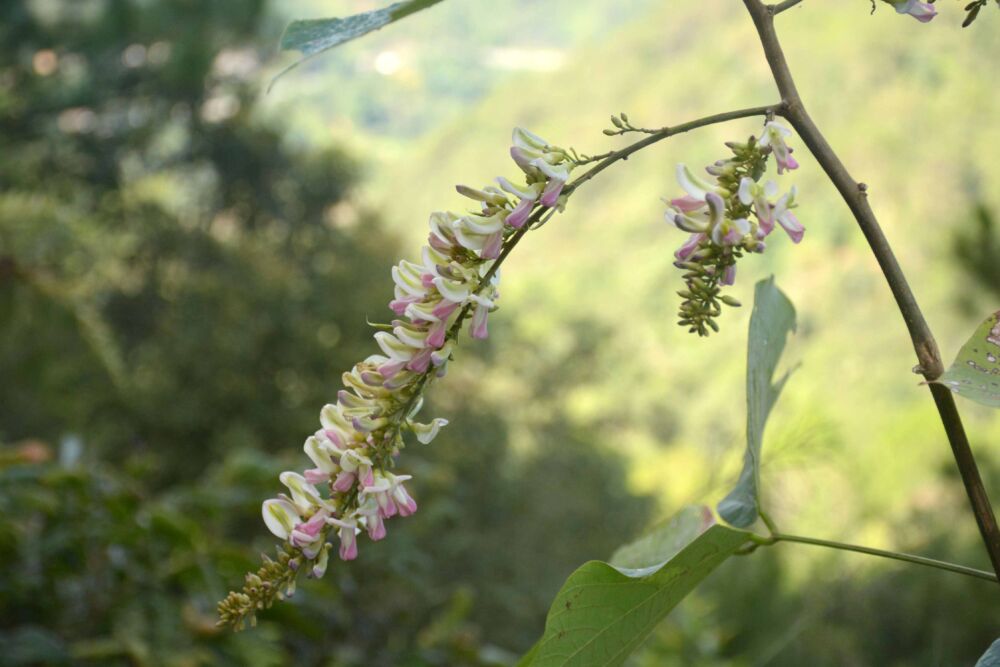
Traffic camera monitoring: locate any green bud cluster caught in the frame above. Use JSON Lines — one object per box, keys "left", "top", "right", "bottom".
{"left": 675, "top": 254, "right": 742, "bottom": 336}
{"left": 217, "top": 543, "right": 302, "bottom": 631}
{"left": 603, "top": 112, "right": 659, "bottom": 137}
{"left": 673, "top": 137, "right": 768, "bottom": 336}
{"left": 717, "top": 136, "right": 769, "bottom": 196}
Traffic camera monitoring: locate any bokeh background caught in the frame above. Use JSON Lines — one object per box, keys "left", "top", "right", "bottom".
{"left": 3, "top": 1, "right": 1000, "bottom": 665}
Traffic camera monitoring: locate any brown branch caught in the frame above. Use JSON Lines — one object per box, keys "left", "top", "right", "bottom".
{"left": 742, "top": 0, "right": 1000, "bottom": 582}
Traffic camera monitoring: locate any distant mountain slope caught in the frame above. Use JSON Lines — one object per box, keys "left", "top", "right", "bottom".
{"left": 267, "top": 0, "right": 661, "bottom": 138}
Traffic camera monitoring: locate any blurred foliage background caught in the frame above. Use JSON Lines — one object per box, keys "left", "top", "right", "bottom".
{"left": 2, "top": 0, "right": 1000, "bottom": 665}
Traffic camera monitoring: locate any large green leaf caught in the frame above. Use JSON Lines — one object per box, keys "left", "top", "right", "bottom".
{"left": 717, "top": 277, "right": 797, "bottom": 528}
{"left": 273, "top": 0, "right": 445, "bottom": 87}
{"left": 933, "top": 310, "right": 1000, "bottom": 408}
{"left": 977, "top": 639, "right": 1000, "bottom": 667}
{"left": 521, "top": 506, "right": 750, "bottom": 667}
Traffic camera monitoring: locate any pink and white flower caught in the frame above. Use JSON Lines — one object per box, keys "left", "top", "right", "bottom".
{"left": 890, "top": 0, "right": 937, "bottom": 22}
{"left": 738, "top": 177, "right": 780, "bottom": 236}
{"left": 772, "top": 185, "right": 805, "bottom": 243}
{"left": 758, "top": 121, "right": 799, "bottom": 174}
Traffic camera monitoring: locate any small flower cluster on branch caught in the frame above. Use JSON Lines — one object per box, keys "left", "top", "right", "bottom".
{"left": 218, "top": 128, "right": 575, "bottom": 629}
{"left": 665, "top": 121, "right": 803, "bottom": 336}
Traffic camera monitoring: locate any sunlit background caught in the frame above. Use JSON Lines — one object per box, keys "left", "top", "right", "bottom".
{"left": 3, "top": 1, "right": 1000, "bottom": 664}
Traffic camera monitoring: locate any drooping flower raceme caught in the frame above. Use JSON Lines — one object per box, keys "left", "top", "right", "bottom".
{"left": 217, "top": 129, "right": 574, "bottom": 629}
{"left": 664, "top": 121, "right": 803, "bottom": 336}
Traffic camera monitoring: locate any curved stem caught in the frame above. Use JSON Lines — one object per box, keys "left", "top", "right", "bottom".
{"left": 759, "top": 509, "right": 780, "bottom": 536}
{"left": 565, "top": 104, "right": 780, "bottom": 196}
{"left": 742, "top": 0, "right": 1000, "bottom": 583}
{"left": 480, "top": 103, "right": 777, "bottom": 295}
{"left": 770, "top": 533, "right": 998, "bottom": 584}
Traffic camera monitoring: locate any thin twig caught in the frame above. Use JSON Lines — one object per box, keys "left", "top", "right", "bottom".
{"left": 743, "top": 0, "right": 1000, "bottom": 583}
{"left": 771, "top": 0, "right": 805, "bottom": 14}
{"left": 564, "top": 104, "right": 780, "bottom": 196}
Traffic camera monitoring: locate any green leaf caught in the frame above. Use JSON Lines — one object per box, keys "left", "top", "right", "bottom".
{"left": 976, "top": 639, "right": 1000, "bottom": 667}
{"left": 272, "top": 0, "right": 445, "bottom": 88}
{"left": 718, "top": 276, "right": 797, "bottom": 528}
{"left": 516, "top": 642, "right": 540, "bottom": 667}
{"left": 521, "top": 506, "right": 749, "bottom": 667}
{"left": 932, "top": 310, "right": 1000, "bottom": 408}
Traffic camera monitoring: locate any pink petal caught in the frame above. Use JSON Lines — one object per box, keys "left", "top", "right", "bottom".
{"left": 670, "top": 195, "right": 706, "bottom": 213}
{"left": 378, "top": 359, "right": 407, "bottom": 380}
{"left": 506, "top": 197, "right": 534, "bottom": 229}
{"left": 425, "top": 321, "right": 447, "bottom": 349}
{"left": 432, "top": 300, "right": 460, "bottom": 320}
{"left": 778, "top": 212, "right": 805, "bottom": 243}
{"left": 481, "top": 231, "right": 503, "bottom": 259}
{"left": 339, "top": 540, "right": 357, "bottom": 561}
{"left": 721, "top": 264, "right": 736, "bottom": 286}
{"left": 406, "top": 347, "right": 433, "bottom": 373}
{"left": 367, "top": 515, "right": 387, "bottom": 541}
{"left": 470, "top": 303, "right": 489, "bottom": 340}
{"left": 674, "top": 233, "right": 705, "bottom": 261}
{"left": 332, "top": 471, "right": 356, "bottom": 493}
{"left": 389, "top": 296, "right": 418, "bottom": 316}
{"left": 540, "top": 178, "right": 564, "bottom": 207}
{"left": 303, "top": 468, "right": 329, "bottom": 485}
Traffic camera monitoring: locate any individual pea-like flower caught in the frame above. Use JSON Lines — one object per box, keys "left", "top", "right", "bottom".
{"left": 758, "top": 121, "right": 798, "bottom": 174}
{"left": 771, "top": 185, "right": 804, "bottom": 243}
{"left": 509, "top": 127, "right": 573, "bottom": 207}
{"left": 738, "top": 178, "right": 804, "bottom": 243}
{"left": 884, "top": 0, "right": 937, "bottom": 22}
{"left": 662, "top": 122, "right": 803, "bottom": 336}
{"left": 218, "top": 128, "right": 575, "bottom": 630}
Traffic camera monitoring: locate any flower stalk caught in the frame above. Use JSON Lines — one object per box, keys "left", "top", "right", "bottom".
{"left": 749, "top": 532, "right": 999, "bottom": 584}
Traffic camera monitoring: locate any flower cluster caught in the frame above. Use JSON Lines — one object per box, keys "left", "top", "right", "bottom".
{"left": 217, "top": 128, "right": 575, "bottom": 629}
{"left": 665, "top": 121, "right": 803, "bottom": 336}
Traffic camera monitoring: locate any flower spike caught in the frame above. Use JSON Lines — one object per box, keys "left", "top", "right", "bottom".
{"left": 218, "top": 130, "right": 576, "bottom": 629}
{"left": 663, "top": 123, "right": 804, "bottom": 336}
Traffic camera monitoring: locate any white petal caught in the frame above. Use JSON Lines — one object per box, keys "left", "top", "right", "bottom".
{"left": 433, "top": 276, "right": 471, "bottom": 303}
{"left": 676, "top": 164, "right": 717, "bottom": 200}
{"left": 304, "top": 436, "right": 339, "bottom": 473}
{"left": 410, "top": 417, "right": 449, "bottom": 444}
{"left": 512, "top": 127, "right": 549, "bottom": 151}
{"left": 738, "top": 177, "right": 754, "bottom": 205}
{"left": 320, "top": 403, "right": 352, "bottom": 432}
{"left": 280, "top": 471, "right": 322, "bottom": 511}
{"left": 374, "top": 331, "right": 415, "bottom": 360}
{"left": 262, "top": 498, "right": 300, "bottom": 540}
